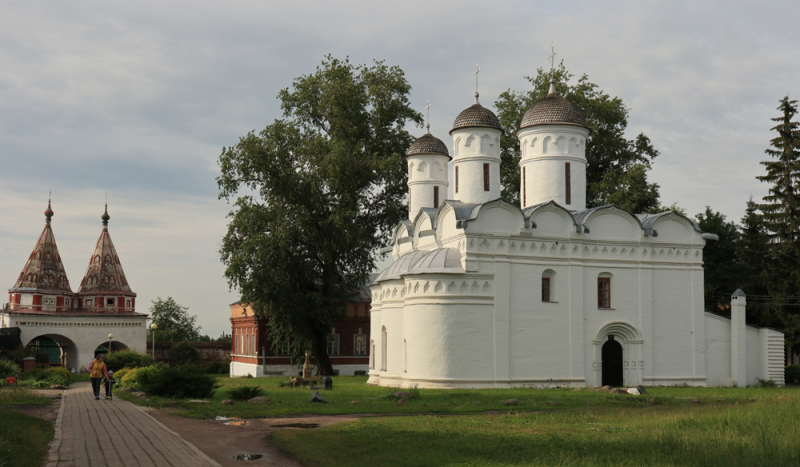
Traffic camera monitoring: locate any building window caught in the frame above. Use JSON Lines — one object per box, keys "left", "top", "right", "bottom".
{"left": 43, "top": 298, "right": 55, "bottom": 305}
{"left": 565, "top": 162, "right": 571, "bottom": 205}
{"left": 107, "top": 298, "right": 115, "bottom": 306}
{"left": 354, "top": 331, "right": 366, "bottom": 356}
{"left": 125, "top": 299, "right": 131, "bottom": 307}
{"left": 598, "top": 277, "right": 611, "bottom": 308}
{"left": 483, "top": 163, "right": 490, "bottom": 191}
{"left": 64, "top": 299, "right": 70, "bottom": 307}
{"left": 327, "top": 331, "right": 340, "bottom": 356}
{"left": 542, "top": 277, "right": 551, "bottom": 302}
{"left": 455, "top": 166, "right": 459, "bottom": 194}
{"left": 523, "top": 166, "right": 526, "bottom": 206}
{"left": 381, "top": 326, "right": 387, "bottom": 370}
{"left": 433, "top": 186, "right": 439, "bottom": 208}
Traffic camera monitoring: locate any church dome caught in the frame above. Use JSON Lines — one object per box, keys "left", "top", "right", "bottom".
{"left": 450, "top": 93, "right": 504, "bottom": 135}
{"left": 519, "top": 79, "right": 587, "bottom": 131}
{"left": 406, "top": 131, "right": 450, "bottom": 160}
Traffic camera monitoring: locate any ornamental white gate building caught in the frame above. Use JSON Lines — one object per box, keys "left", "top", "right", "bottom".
{"left": 2, "top": 202, "right": 147, "bottom": 371}
{"left": 368, "top": 81, "right": 785, "bottom": 389}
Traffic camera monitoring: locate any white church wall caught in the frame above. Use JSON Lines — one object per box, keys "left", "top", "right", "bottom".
{"left": 651, "top": 216, "right": 695, "bottom": 244}
{"left": 704, "top": 313, "right": 732, "bottom": 386}
{"left": 437, "top": 208, "right": 462, "bottom": 244}
{"left": 528, "top": 208, "right": 573, "bottom": 236}
{"left": 402, "top": 302, "right": 495, "bottom": 388}
{"left": 464, "top": 204, "right": 524, "bottom": 235}
{"left": 508, "top": 263, "right": 573, "bottom": 383}
{"left": 649, "top": 267, "right": 701, "bottom": 385}
{"left": 406, "top": 154, "right": 450, "bottom": 222}
{"left": 746, "top": 327, "right": 761, "bottom": 385}
{"left": 583, "top": 211, "right": 640, "bottom": 240}
{"left": 451, "top": 128, "right": 503, "bottom": 205}
{"left": 517, "top": 125, "right": 589, "bottom": 211}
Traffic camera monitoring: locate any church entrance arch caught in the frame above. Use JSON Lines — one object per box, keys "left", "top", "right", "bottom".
{"left": 601, "top": 336, "right": 623, "bottom": 386}
{"left": 95, "top": 340, "right": 130, "bottom": 357}
{"left": 593, "top": 322, "right": 642, "bottom": 387}
{"left": 25, "top": 334, "right": 78, "bottom": 369}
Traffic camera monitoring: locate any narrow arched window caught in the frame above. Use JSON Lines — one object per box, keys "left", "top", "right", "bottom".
{"left": 565, "top": 162, "right": 572, "bottom": 205}
{"left": 483, "top": 163, "right": 490, "bottom": 191}
{"left": 381, "top": 326, "right": 387, "bottom": 370}
{"left": 542, "top": 269, "right": 556, "bottom": 302}
{"left": 598, "top": 275, "right": 611, "bottom": 308}
{"left": 455, "top": 166, "right": 459, "bottom": 194}
{"left": 433, "top": 186, "right": 439, "bottom": 208}
{"left": 523, "top": 166, "right": 527, "bottom": 206}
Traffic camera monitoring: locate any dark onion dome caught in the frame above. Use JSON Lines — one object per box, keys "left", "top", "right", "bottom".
{"left": 405, "top": 126, "right": 451, "bottom": 160}
{"left": 518, "top": 79, "right": 589, "bottom": 132}
{"left": 450, "top": 92, "right": 504, "bottom": 135}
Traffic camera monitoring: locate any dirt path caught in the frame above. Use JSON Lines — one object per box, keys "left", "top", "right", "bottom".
{"left": 145, "top": 410, "right": 358, "bottom": 466}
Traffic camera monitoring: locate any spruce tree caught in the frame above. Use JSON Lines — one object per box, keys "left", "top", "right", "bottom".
{"left": 757, "top": 96, "right": 800, "bottom": 247}
{"left": 736, "top": 198, "right": 774, "bottom": 327}
{"left": 756, "top": 96, "right": 800, "bottom": 344}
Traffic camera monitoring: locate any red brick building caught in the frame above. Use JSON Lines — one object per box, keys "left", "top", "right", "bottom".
{"left": 229, "top": 287, "right": 371, "bottom": 377}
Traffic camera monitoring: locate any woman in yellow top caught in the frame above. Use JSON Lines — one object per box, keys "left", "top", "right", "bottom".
{"left": 88, "top": 354, "right": 109, "bottom": 400}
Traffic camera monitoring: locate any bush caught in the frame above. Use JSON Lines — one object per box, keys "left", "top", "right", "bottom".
{"left": 786, "top": 365, "right": 800, "bottom": 385}
{"left": 0, "top": 360, "right": 21, "bottom": 378}
{"left": 204, "top": 361, "right": 230, "bottom": 375}
{"left": 19, "top": 368, "right": 48, "bottom": 382}
{"left": 139, "top": 364, "right": 218, "bottom": 399}
{"left": 104, "top": 351, "right": 156, "bottom": 372}
{"left": 120, "top": 365, "right": 161, "bottom": 389}
{"left": 112, "top": 367, "right": 134, "bottom": 382}
{"left": 169, "top": 342, "right": 201, "bottom": 366}
{"left": 45, "top": 367, "right": 72, "bottom": 380}
{"left": 228, "top": 386, "right": 264, "bottom": 401}
{"left": 756, "top": 378, "right": 776, "bottom": 388}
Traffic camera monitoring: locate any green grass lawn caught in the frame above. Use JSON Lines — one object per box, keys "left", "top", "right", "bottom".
{"left": 116, "top": 376, "right": 800, "bottom": 466}
{"left": 0, "top": 389, "right": 54, "bottom": 467}
{"left": 0, "top": 388, "right": 52, "bottom": 406}
{"left": 271, "top": 394, "right": 800, "bottom": 467}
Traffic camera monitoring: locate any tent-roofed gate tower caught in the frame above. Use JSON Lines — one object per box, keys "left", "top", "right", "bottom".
{"left": 368, "top": 78, "right": 785, "bottom": 389}
{"left": 3, "top": 202, "right": 147, "bottom": 371}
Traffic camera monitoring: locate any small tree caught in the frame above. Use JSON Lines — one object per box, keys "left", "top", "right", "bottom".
{"left": 147, "top": 297, "right": 201, "bottom": 342}
{"left": 169, "top": 342, "right": 202, "bottom": 366}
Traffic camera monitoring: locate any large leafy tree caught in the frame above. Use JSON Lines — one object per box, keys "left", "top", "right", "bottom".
{"left": 218, "top": 57, "right": 421, "bottom": 375}
{"left": 756, "top": 96, "right": 800, "bottom": 344}
{"left": 147, "top": 297, "right": 201, "bottom": 342}
{"left": 495, "top": 63, "right": 661, "bottom": 213}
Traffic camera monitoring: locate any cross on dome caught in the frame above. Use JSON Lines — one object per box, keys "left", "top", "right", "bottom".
{"left": 473, "top": 63, "right": 481, "bottom": 103}
{"left": 425, "top": 100, "right": 431, "bottom": 133}
{"left": 548, "top": 41, "right": 558, "bottom": 74}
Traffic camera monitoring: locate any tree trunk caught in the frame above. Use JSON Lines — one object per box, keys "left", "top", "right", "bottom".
{"left": 312, "top": 328, "right": 335, "bottom": 376}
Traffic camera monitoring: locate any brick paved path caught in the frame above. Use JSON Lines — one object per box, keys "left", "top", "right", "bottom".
{"left": 47, "top": 382, "right": 221, "bottom": 467}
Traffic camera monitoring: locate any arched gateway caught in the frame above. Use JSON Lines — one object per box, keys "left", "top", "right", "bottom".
{"left": 594, "top": 322, "right": 642, "bottom": 387}
{"left": 3, "top": 201, "right": 147, "bottom": 371}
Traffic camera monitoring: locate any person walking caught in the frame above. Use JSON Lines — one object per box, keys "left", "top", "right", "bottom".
{"left": 88, "top": 354, "right": 109, "bottom": 400}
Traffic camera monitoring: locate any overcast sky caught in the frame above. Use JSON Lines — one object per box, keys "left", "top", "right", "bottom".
{"left": 1, "top": 1, "right": 798, "bottom": 338}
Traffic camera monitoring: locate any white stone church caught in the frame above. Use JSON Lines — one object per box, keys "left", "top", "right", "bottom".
{"left": 368, "top": 81, "right": 785, "bottom": 389}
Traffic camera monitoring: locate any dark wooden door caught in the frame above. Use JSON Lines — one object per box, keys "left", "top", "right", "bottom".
{"left": 602, "top": 337, "right": 623, "bottom": 387}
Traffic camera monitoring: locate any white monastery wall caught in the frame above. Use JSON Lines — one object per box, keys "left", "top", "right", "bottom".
{"left": 451, "top": 128, "right": 503, "bottom": 205}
